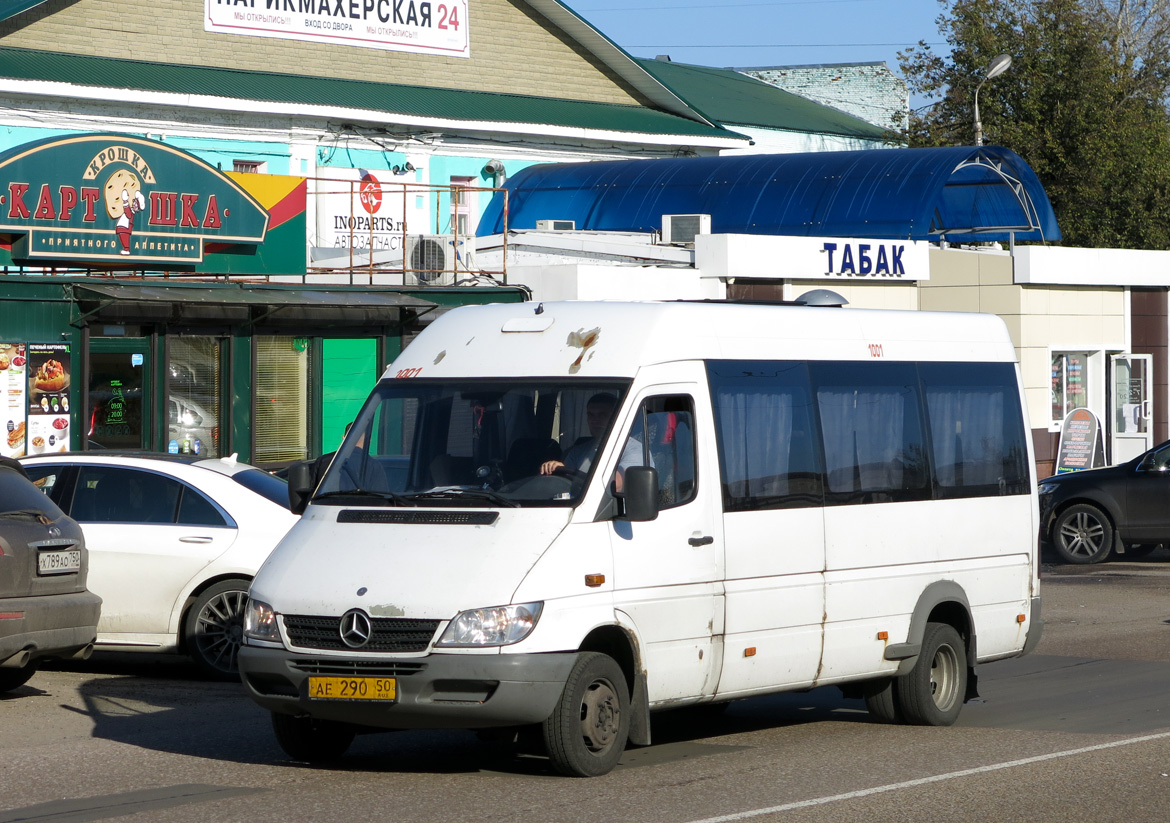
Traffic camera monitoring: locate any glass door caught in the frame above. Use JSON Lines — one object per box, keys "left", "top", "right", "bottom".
{"left": 1110, "top": 354, "right": 1153, "bottom": 464}
{"left": 87, "top": 338, "right": 151, "bottom": 450}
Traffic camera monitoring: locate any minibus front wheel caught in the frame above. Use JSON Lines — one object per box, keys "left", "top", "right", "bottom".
{"left": 542, "top": 652, "right": 630, "bottom": 777}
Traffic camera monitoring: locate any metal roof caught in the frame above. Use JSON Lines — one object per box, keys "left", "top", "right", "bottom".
{"left": 633, "top": 58, "right": 888, "bottom": 139}
{"left": 0, "top": 0, "right": 47, "bottom": 23}
{"left": 478, "top": 146, "right": 1061, "bottom": 243}
{"left": 73, "top": 282, "right": 437, "bottom": 329}
{"left": 0, "top": 47, "right": 738, "bottom": 141}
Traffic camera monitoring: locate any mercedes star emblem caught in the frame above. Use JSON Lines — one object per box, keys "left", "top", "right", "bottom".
{"left": 339, "top": 608, "right": 373, "bottom": 648}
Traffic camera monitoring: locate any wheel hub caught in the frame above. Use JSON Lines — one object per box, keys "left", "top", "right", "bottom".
{"left": 580, "top": 680, "right": 620, "bottom": 751}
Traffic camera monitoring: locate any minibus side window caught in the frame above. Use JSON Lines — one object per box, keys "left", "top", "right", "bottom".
{"left": 618, "top": 395, "right": 696, "bottom": 509}
{"left": 706, "top": 361, "right": 824, "bottom": 512}
{"left": 811, "top": 361, "right": 931, "bottom": 506}
{"left": 920, "top": 362, "right": 1030, "bottom": 498}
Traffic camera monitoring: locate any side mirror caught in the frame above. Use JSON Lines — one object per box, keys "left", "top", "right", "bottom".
{"left": 287, "top": 460, "right": 314, "bottom": 515}
{"left": 620, "top": 466, "right": 660, "bottom": 522}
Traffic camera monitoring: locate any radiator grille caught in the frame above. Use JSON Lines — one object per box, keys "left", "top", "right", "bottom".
{"left": 283, "top": 615, "right": 440, "bottom": 652}
{"left": 289, "top": 659, "right": 427, "bottom": 677}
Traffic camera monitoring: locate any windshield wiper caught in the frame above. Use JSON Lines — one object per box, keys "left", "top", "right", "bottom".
{"left": 403, "top": 488, "right": 521, "bottom": 508}
{"left": 312, "top": 489, "right": 416, "bottom": 507}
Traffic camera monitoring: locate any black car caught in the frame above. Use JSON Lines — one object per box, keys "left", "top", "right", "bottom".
{"left": 1038, "top": 439, "right": 1170, "bottom": 564}
{"left": 0, "top": 457, "right": 101, "bottom": 692}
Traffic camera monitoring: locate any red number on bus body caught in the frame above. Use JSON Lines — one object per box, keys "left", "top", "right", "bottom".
{"left": 868, "top": 344, "right": 884, "bottom": 358}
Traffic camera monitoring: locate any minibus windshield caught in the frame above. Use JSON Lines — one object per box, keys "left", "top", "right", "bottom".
{"left": 313, "top": 378, "right": 631, "bottom": 507}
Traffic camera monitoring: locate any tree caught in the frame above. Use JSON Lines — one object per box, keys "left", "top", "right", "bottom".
{"left": 899, "top": 0, "right": 1170, "bottom": 249}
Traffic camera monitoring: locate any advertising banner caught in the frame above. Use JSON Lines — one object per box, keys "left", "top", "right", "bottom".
{"left": 317, "top": 169, "right": 407, "bottom": 257}
{"left": 1055, "top": 407, "right": 1104, "bottom": 473}
{"left": 205, "top": 0, "right": 470, "bottom": 58}
{"left": 0, "top": 343, "right": 27, "bottom": 458}
{"left": 0, "top": 133, "right": 269, "bottom": 266}
{"left": 27, "top": 343, "right": 70, "bottom": 455}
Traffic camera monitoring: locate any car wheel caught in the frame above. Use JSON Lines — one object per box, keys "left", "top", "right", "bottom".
{"left": 542, "top": 652, "right": 629, "bottom": 777}
{"left": 896, "top": 622, "right": 967, "bottom": 726}
{"left": 0, "top": 661, "right": 37, "bottom": 692}
{"left": 184, "top": 579, "right": 250, "bottom": 680}
{"left": 271, "top": 712, "right": 355, "bottom": 761}
{"left": 1053, "top": 504, "right": 1114, "bottom": 564}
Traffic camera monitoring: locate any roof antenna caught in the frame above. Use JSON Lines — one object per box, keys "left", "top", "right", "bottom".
{"left": 534, "top": 302, "right": 544, "bottom": 314}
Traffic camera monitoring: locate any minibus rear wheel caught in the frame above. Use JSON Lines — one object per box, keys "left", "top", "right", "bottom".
{"left": 542, "top": 652, "right": 630, "bottom": 777}
{"left": 898, "top": 622, "right": 966, "bottom": 726}
{"left": 271, "top": 712, "right": 355, "bottom": 762}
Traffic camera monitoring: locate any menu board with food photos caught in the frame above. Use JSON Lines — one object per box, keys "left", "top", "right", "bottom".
{"left": 0, "top": 342, "right": 27, "bottom": 458}
{"left": 27, "top": 343, "right": 71, "bottom": 455}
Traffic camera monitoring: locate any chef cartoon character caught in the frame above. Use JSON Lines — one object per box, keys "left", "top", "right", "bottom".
{"left": 103, "top": 169, "right": 146, "bottom": 256}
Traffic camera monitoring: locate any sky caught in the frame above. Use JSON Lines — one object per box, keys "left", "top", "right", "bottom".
{"left": 567, "top": 0, "right": 951, "bottom": 106}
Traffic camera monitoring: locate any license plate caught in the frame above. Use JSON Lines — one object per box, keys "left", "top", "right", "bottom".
{"left": 308, "top": 676, "right": 397, "bottom": 701}
{"left": 37, "top": 549, "right": 81, "bottom": 575}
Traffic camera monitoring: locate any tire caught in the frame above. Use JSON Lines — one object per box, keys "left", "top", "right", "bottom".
{"left": 184, "top": 579, "right": 250, "bottom": 680}
{"left": 897, "top": 622, "right": 967, "bottom": 726}
{"left": 542, "top": 652, "right": 630, "bottom": 777}
{"left": 0, "top": 661, "right": 37, "bottom": 692}
{"left": 271, "top": 712, "right": 355, "bottom": 762}
{"left": 1053, "top": 504, "right": 1114, "bottom": 564}
{"left": 863, "top": 678, "right": 902, "bottom": 724}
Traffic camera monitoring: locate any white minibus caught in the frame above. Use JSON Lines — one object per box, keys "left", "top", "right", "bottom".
{"left": 239, "top": 299, "right": 1043, "bottom": 777}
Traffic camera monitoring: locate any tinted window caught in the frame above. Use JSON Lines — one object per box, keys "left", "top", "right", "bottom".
{"left": 920, "top": 362, "right": 1030, "bottom": 497}
{"left": 23, "top": 465, "right": 64, "bottom": 502}
{"left": 0, "top": 466, "right": 64, "bottom": 519}
{"left": 177, "top": 486, "right": 229, "bottom": 527}
{"left": 708, "top": 361, "right": 823, "bottom": 512}
{"left": 231, "top": 468, "right": 291, "bottom": 510}
{"left": 810, "top": 361, "right": 930, "bottom": 505}
{"left": 71, "top": 467, "right": 180, "bottom": 523}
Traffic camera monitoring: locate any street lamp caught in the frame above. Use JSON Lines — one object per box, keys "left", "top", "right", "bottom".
{"left": 974, "top": 53, "right": 1012, "bottom": 146}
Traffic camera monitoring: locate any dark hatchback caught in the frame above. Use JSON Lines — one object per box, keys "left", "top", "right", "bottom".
{"left": 0, "top": 458, "right": 101, "bottom": 691}
{"left": 1038, "top": 439, "right": 1170, "bottom": 564}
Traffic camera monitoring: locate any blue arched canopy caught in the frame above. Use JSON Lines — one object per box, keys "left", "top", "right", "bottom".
{"left": 478, "top": 146, "right": 1060, "bottom": 244}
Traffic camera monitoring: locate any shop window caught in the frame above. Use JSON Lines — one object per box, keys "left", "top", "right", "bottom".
{"left": 168, "top": 337, "right": 222, "bottom": 457}
{"left": 255, "top": 336, "right": 309, "bottom": 465}
{"left": 1051, "top": 351, "right": 1090, "bottom": 423}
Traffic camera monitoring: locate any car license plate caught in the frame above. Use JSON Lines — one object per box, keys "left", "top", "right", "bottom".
{"left": 308, "top": 676, "right": 397, "bottom": 701}
{"left": 37, "top": 549, "right": 81, "bottom": 575}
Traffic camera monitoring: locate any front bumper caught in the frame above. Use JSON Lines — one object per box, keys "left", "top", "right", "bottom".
{"left": 0, "top": 590, "right": 101, "bottom": 663}
{"left": 239, "top": 645, "right": 578, "bottom": 730}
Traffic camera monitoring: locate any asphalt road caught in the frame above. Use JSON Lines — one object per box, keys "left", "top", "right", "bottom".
{"left": 2, "top": 553, "right": 1170, "bottom": 823}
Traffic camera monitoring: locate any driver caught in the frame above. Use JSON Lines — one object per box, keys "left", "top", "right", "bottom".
{"left": 540, "top": 392, "right": 617, "bottom": 476}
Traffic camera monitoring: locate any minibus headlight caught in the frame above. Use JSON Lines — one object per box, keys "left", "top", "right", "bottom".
{"left": 243, "top": 598, "right": 281, "bottom": 643}
{"left": 436, "top": 602, "right": 543, "bottom": 647}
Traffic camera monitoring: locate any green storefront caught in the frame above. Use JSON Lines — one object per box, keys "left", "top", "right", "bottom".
{"left": 0, "top": 135, "right": 524, "bottom": 467}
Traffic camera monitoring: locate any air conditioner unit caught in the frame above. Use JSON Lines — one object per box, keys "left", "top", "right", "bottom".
{"left": 536, "top": 219, "right": 576, "bottom": 231}
{"left": 661, "top": 213, "right": 711, "bottom": 245}
{"left": 404, "top": 235, "right": 477, "bottom": 285}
